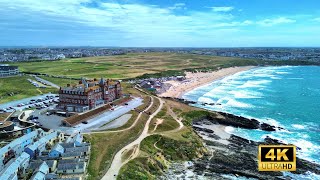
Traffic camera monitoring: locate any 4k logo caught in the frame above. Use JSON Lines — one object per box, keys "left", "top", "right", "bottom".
{"left": 258, "top": 145, "right": 296, "bottom": 171}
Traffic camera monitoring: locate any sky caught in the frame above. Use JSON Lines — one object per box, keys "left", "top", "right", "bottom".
{"left": 1, "top": 0, "right": 320, "bottom": 47}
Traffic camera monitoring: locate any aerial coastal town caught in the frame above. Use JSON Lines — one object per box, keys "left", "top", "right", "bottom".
{"left": 1, "top": 47, "right": 320, "bottom": 180}
{"left": 2, "top": 0, "right": 320, "bottom": 179}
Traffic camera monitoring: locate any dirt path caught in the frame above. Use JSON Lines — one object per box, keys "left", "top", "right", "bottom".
{"left": 83, "top": 96, "right": 153, "bottom": 135}
{"left": 102, "top": 97, "right": 164, "bottom": 179}
{"left": 152, "top": 118, "right": 164, "bottom": 132}
{"left": 153, "top": 138, "right": 162, "bottom": 151}
{"left": 167, "top": 106, "right": 184, "bottom": 131}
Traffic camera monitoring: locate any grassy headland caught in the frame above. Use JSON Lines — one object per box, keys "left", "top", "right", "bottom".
{"left": 117, "top": 99, "right": 207, "bottom": 179}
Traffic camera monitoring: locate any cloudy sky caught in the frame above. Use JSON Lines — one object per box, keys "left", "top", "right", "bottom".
{"left": 1, "top": 0, "right": 320, "bottom": 47}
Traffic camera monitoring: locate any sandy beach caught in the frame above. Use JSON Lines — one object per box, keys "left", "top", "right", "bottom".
{"left": 159, "top": 66, "right": 255, "bottom": 98}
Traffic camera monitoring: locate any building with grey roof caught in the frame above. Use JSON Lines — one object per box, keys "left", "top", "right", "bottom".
{"left": 48, "top": 144, "right": 64, "bottom": 158}
{"left": 61, "top": 152, "right": 82, "bottom": 159}
{"left": 25, "top": 131, "right": 58, "bottom": 159}
{"left": 30, "top": 161, "right": 49, "bottom": 180}
{"left": 0, "top": 130, "right": 38, "bottom": 171}
{"left": 56, "top": 162, "right": 86, "bottom": 174}
{"left": 0, "top": 64, "right": 19, "bottom": 77}
{"left": 0, "top": 152, "right": 30, "bottom": 180}
{"left": 29, "top": 160, "right": 57, "bottom": 173}
{"left": 66, "top": 133, "right": 83, "bottom": 146}
{"left": 59, "top": 143, "right": 75, "bottom": 149}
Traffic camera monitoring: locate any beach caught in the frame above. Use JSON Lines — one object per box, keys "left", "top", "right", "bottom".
{"left": 158, "top": 66, "right": 255, "bottom": 98}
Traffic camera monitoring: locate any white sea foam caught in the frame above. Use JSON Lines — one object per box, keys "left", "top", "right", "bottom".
{"left": 271, "top": 76, "right": 282, "bottom": 80}
{"left": 229, "top": 90, "right": 262, "bottom": 99}
{"left": 226, "top": 99, "right": 253, "bottom": 108}
{"left": 296, "top": 139, "right": 314, "bottom": 150}
{"left": 276, "top": 71, "right": 290, "bottom": 74}
{"left": 265, "top": 118, "right": 281, "bottom": 127}
{"left": 292, "top": 124, "right": 305, "bottom": 129}
{"left": 238, "top": 80, "right": 272, "bottom": 88}
{"left": 284, "top": 171, "right": 320, "bottom": 180}
{"left": 288, "top": 78, "right": 303, "bottom": 80}
{"left": 225, "top": 126, "right": 235, "bottom": 134}
{"left": 198, "top": 97, "right": 215, "bottom": 104}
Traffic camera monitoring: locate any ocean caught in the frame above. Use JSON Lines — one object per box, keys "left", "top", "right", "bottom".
{"left": 183, "top": 66, "right": 320, "bottom": 166}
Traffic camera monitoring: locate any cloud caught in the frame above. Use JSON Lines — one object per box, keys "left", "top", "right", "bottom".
{"left": 313, "top": 17, "right": 320, "bottom": 22}
{"left": 211, "top": 6, "right": 234, "bottom": 12}
{"left": 0, "top": 0, "right": 314, "bottom": 47}
{"left": 257, "top": 17, "right": 296, "bottom": 26}
{"left": 168, "top": 3, "right": 186, "bottom": 10}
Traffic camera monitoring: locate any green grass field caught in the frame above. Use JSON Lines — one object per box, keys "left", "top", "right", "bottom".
{"left": 0, "top": 75, "right": 58, "bottom": 104}
{"left": 38, "top": 76, "right": 79, "bottom": 87}
{"left": 9, "top": 52, "right": 262, "bottom": 79}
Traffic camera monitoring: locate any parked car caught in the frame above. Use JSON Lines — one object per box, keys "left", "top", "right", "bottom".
{"left": 82, "top": 121, "right": 88, "bottom": 124}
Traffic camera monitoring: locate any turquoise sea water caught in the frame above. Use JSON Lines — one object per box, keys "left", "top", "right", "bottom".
{"left": 183, "top": 66, "right": 320, "bottom": 166}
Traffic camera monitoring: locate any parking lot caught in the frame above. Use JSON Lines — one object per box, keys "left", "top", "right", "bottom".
{"left": 0, "top": 93, "right": 59, "bottom": 113}
{"left": 29, "top": 106, "right": 69, "bottom": 131}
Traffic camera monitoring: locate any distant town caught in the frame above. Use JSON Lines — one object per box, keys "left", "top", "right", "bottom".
{"left": 1, "top": 47, "right": 320, "bottom": 62}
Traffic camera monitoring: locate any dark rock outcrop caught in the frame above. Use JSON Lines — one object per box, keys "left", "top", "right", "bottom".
{"left": 190, "top": 111, "right": 319, "bottom": 179}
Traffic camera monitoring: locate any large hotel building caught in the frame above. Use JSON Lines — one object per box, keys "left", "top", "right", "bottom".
{"left": 58, "top": 78, "right": 122, "bottom": 112}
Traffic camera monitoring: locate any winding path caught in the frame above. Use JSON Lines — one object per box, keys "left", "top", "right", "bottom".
{"left": 167, "top": 106, "right": 184, "bottom": 131}
{"left": 102, "top": 97, "right": 164, "bottom": 179}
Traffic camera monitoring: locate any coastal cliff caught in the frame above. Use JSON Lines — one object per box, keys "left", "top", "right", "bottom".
{"left": 162, "top": 110, "right": 320, "bottom": 179}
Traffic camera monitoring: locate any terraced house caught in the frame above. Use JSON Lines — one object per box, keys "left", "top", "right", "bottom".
{"left": 58, "top": 78, "right": 122, "bottom": 112}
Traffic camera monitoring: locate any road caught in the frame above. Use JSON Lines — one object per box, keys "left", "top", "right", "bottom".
{"left": 35, "top": 76, "right": 60, "bottom": 89}
{"left": 102, "top": 97, "right": 164, "bottom": 179}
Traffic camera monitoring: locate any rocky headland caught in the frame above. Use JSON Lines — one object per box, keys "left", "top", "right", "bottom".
{"left": 161, "top": 111, "right": 320, "bottom": 180}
